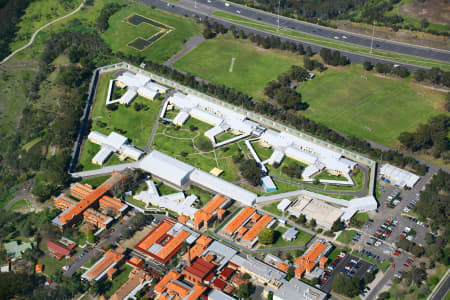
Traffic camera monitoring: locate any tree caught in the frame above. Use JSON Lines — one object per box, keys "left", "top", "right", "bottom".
{"left": 86, "top": 229, "right": 96, "bottom": 244}
{"left": 202, "top": 27, "right": 215, "bottom": 39}
{"left": 414, "top": 70, "right": 426, "bottom": 82}
{"left": 331, "top": 219, "right": 345, "bottom": 232}
{"left": 332, "top": 273, "right": 361, "bottom": 297}
{"left": 239, "top": 159, "right": 262, "bottom": 186}
{"left": 377, "top": 291, "right": 390, "bottom": 300}
{"left": 411, "top": 245, "right": 425, "bottom": 257}
{"left": 287, "top": 266, "right": 295, "bottom": 278}
{"left": 298, "top": 214, "right": 307, "bottom": 224}
{"left": 309, "top": 219, "right": 317, "bottom": 228}
{"left": 196, "top": 136, "right": 213, "bottom": 152}
{"left": 258, "top": 228, "right": 275, "bottom": 245}
{"left": 236, "top": 283, "right": 250, "bottom": 298}
{"left": 363, "top": 61, "right": 373, "bottom": 71}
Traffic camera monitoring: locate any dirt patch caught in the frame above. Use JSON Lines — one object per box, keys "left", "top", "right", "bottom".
{"left": 119, "top": 225, "right": 154, "bottom": 249}
{"left": 398, "top": 0, "right": 450, "bottom": 25}
{"left": 333, "top": 20, "right": 450, "bottom": 50}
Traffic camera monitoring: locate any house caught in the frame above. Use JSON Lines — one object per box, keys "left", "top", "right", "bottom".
{"left": 4, "top": 241, "right": 32, "bottom": 260}
{"left": 47, "top": 240, "right": 72, "bottom": 259}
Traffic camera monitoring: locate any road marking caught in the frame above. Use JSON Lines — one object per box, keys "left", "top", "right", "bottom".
{"left": 229, "top": 57, "right": 236, "bottom": 72}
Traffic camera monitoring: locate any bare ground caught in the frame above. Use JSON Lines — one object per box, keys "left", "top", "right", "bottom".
{"left": 398, "top": 0, "right": 450, "bottom": 25}
{"left": 333, "top": 21, "right": 450, "bottom": 50}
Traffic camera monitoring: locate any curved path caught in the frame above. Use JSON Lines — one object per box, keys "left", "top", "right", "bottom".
{"left": 0, "top": 0, "right": 85, "bottom": 64}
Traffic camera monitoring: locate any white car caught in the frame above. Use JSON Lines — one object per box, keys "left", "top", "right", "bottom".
{"left": 236, "top": 10, "right": 240, "bottom": 13}
{"left": 225, "top": 2, "right": 230, "bottom": 6}
{"left": 334, "top": 36, "right": 339, "bottom": 39}
{"left": 342, "top": 35, "right": 347, "bottom": 39}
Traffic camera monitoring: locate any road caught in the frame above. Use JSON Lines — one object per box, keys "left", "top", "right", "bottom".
{"left": 0, "top": 0, "right": 86, "bottom": 64}
{"left": 63, "top": 214, "right": 135, "bottom": 277}
{"left": 430, "top": 271, "right": 450, "bottom": 300}
{"left": 137, "top": 0, "right": 444, "bottom": 72}
{"left": 163, "top": 35, "right": 205, "bottom": 67}
{"left": 187, "top": 0, "right": 450, "bottom": 63}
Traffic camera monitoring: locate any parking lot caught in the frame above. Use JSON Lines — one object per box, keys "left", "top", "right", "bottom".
{"left": 321, "top": 253, "right": 372, "bottom": 293}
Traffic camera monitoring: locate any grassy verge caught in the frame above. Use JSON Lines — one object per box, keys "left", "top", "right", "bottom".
{"left": 80, "top": 176, "right": 111, "bottom": 189}
{"left": 8, "top": 200, "right": 32, "bottom": 212}
{"left": 38, "top": 255, "right": 70, "bottom": 276}
{"left": 336, "top": 230, "right": 358, "bottom": 244}
{"left": 262, "top": 201, "right": 283, "bottom": 217}
{"left": 212, "top": 11, "right": 450, "bottom": 70}
{"left": 104, "top": 264, "right": 133, "bottom": 298}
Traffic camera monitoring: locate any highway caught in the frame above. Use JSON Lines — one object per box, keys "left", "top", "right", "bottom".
{"left": 137, "top": 0, "right": 449, "bottom": 71}
{"left": 190, "top": 0, "right": 450, "bottom": 63}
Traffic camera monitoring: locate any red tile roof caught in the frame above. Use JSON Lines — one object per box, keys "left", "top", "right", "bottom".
{"left": 47, "top": 240, "right": 72, "bottom": 258}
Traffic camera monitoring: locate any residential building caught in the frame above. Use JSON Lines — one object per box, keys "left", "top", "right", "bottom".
{"left": 110, "top": 268, "right": 152, "bottom": 300}
{"left": 241, "top": 215, "right": 275, "bottom": 248}
{"left": 4, "top": 241, "right": 32, "bottom": 260}
{"left": 154, "top": 271, "right": 207, "bottom": 300}
{"left": 294, "top": 240, "right": 331, "bottom": 280}
{"left": 47, "top": 240, "right": 72, "bottom": 260}
{"left": 282, "top": 227, "right": 298, "bottom": 242}
{"left": 263, "top": 278, "right": 327, "bottom": 300}
{"left": 182, "top": 257, "right": 216, "bottom": 284}
{"left": 222, "top": 207, "right": 256, "bottom": 237}
{"left": 193, "top": 195, "right": 229, "bottom": 230}
{"left": 81, "top": 249, "right": 125, "bottom": 282}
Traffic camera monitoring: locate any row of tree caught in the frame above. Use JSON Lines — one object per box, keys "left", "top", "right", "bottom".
{"left": 96, "top": 3, "right": 123, "bottom": 33}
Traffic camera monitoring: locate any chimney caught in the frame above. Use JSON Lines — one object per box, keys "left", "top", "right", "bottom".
{"left": 187, "top": 244, "right": 191, "bottom": 267}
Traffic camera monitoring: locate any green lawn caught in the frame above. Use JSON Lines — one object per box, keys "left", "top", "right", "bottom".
{"left": 125, "top": 195, "right": 146, "bottom": 209}
{"left": 185, "top": 186, "right": 214, "bottom": 207}
{"left": 305, "top": 169, "right": 365, "bottom": 193}
{"left": 262, "top": 201, "right": 285, "bottom": 217}
{"left": 77, "top": 73, "right": 162, "bottom": 171}
{"left": 261, "top": 226, "right": 313, "bottom": 248}
{"left": 315, "top": 171, "right": 347, "bottom": 181}
{"left": 215, "top": 131, "right": 237, "bottom": 143}
{"left": 336, "top": 230, "right": 358, "bottom": 244}
{"left": 80, "top": 176, "right": 111, "bottom": 189}
{"left": 38, "top": 255, "right": 70, "bottom": 276}
{"left": 300, "top": 65, "right": 446, "bottom": 146}
{"left": 8, "top": 200, "right": 32, "bottom": 212}
{"left": 174, "top": 34, "right": 303, "bottom": 99}
{"left": 104, "top": 264, "right": 133, "bottom": 298}
{"left": 102, "top": 3, "right": 201, "bottom": 63}
{"left": 251, "top": 141, "right": 273, "bottom": 161}
{"left": 350, "top": 212, "right": 370, "bottom": 228}
{"left": 212, "top": 11, "right": 450, "bottom": 70}
{"left": 152, "top": 118, "right": 243, "bottom": 182}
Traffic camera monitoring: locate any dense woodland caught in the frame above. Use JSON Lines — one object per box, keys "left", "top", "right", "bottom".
{"left": 0, "top": 0, "right": 33, "bottom": 60}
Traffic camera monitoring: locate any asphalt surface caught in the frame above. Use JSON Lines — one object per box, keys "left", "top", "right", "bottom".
{"left": 163, "top": 35, "right": 205, "bottom": 67}
{"left": 432, "top": 273, "right": 450, "bottom": 300}
{"left": 137, "top": 0, "right": 450, "bottom": 71}
{"left": 189, "top": 0, "right": 450, "bottom": 63}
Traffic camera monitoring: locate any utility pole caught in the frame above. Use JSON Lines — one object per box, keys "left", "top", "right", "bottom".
{"left": 195, "top": 0, "right": 197, "bottom": 8}
{"left": 370, "top": 20, "right": 375, "bottom": 54}
{"left": 277, "top": 0, "right": 281, "bottom": 31}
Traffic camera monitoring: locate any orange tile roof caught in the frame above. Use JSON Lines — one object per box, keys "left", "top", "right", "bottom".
{"left": 107, "top": 267, "right": 117, "bottom": 277}
{"left": 157, "top": 230, "right": 190, "bottom": 260}
{"left": 58, "top": 173, "right": 124, "bottom": 225}
{"left": 154, "top": 271, "right": 181, "bottom": 294}
{"left": 242, "top": 215, "right": 273, "bottom": 243}
{"left": 295, "top": 241, "right": 329, "bottom": 273}
{"left": 99, "top": 195, "right": 127, "bottom": 211}
{"left": 251, "top": 213, "right": 261, "bottom": 222}
{"left": 277, "top": 263, "right": 289, "bottom": 272}
{"left": 54, "top": 195, "right": 77, "bottom": 210}
{"left": 178, "top": 215, "right": 189, "bottom": 224}
{"left": 203, "top": 195, "right": 227, "bottom": 214}
{"left": 186, "top": 284, "right": 207, "bottom": 300}
{"left": 166, "top": 281, "right": 191, "bottom": 297}
{"left": 111, "top": 268, "right": 150, "bottom": 300}
{"left": 137, "top": 221, "right": 173, "bottom": 251}
{"left": 237, "top": 227, "right": 248, "bottom": 236}
{"left": 196, "top": 235, "right": 212, "bottom": 248}
{"left": 217, "top": 208, "right": 226, "bottom": 216}
{"left": 85, "top": 249, "right": 124, "bottom": 280}
{"left": 129, "top": 256, "right": 143, "bottom": 266}
{"left": 83, "top": 208, "right": 111, "bottom": 226}
{"left": 319, "top": 256, "right": 328, "bottom": 265}
{"left": 224, "top": 207, "right": 255, "bottom": 234}
{"left": 35, "top": 264, "right": 43, "bottom": 272}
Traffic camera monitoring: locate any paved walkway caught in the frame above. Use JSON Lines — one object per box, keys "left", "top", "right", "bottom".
{"left": 0, "top": 0, "right": 86, "bottom": 64}
{"left": 163, "top": 35, "right": 205, "bottom": 67}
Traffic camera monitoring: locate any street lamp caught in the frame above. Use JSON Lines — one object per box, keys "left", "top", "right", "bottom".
{"left": 277, "top": 0, "right": 281, "bottom": 31}
{"left": 370, "top": 20, "right": 375, "bottom": 54}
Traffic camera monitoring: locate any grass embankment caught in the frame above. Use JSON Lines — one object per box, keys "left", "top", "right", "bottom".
{"left": 212, "top": 11, "right": 450, "bottom": 70}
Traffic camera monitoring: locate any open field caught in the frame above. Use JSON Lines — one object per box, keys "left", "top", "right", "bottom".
{"left": 300, "top": 65, "right": 446, "bottom": 146}
{"left": 102, "top": 3, "right": 201, "bottom": 63}
{"left": 262, "top": 201, "right": 283, "bottom": 216}
{"left": 174, "top": 34, "right": 302, "bottom": 99}
{"left": 8, "top": 200, "right": 32, "bottom": 213}
{"left": 38, "top": 255, "right": 70, "bottom": 276}
{"left": 212, "top": 11, "right": 450, "bottom": 70}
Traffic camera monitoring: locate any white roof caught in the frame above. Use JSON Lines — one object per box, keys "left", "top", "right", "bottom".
{"left": 189, "top": 169, "right": 257, "bottom": 206}
{"left": 288, "top": 197, "right": 344, "bottom": 229}
{"left": 208, "top": 290, "right": 235, "bottom": 300}
{"left": 262, "top": 176, "right": 277, "bottom": 190}
{"left": 147, "top": 81, "right": 168, "bottom": 92}
{"left": 282, "top": 227, "right": 298, "bottom": 240}
{"left": 173, "top": 111, "right": 190, "bottom": 125}
{"left": 265, "top": 278, "right": 327, "bottom": 300}
{"left": 137, "top": 86, "right": 157, "bottom": 99}
{"left": 190, "top": 108, "right": 224, "bottom": 126}
{"left": 277, "top": 199, "right": 291, "bottom": 212}
{"left": 88, "top": 131, "right": 108, "bottom": 144}
{"left": 285, "top": 146, "right": 318, "bottom": 165}
{"left": 169, "top": 93, "right": 197, "bottom": 110}
{"left": 117, "top": 71, "right": 151, "bottom": 87}
{"left": 118, "top": 89, "right": 137, "bottom": 104}
{"left": 260, "top": 129, "right": 290, "bottom": 148}
{"left": 231, "top": 255, "right": 285, "bottom": 281}
{"left": 268, "top": 150, "right": 285, "bottom": 165}
{"left": 380, "top": 164, "right": 420, "bottom": 187}
{"left": 120, "top": 144, "right": 144, "bottom": 160}
{"left": 104, "top": 132, "right": 128, "bottom": 149}
{"left": 92, "top": 147, "right": 114, "bottom": 164}
{"left": 139, "top": 151, "right": 195, "bottom": 186}
{"left": 205, "top": 126, "right": 225, "bottom": 141}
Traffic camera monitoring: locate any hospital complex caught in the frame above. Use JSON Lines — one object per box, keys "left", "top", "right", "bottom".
{"left": 54, "top": 64, "right": 422, "bottom": 300}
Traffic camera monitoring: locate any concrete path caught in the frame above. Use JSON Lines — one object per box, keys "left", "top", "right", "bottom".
{"left": 0, "top": 0, "right": 86, "bottom": 64}
{"left": 163, "top": 35, "right": 205, "bottom": 67}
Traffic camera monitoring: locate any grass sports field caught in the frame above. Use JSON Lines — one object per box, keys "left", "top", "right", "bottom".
{"left": 300, "top": 65, "right": 446, "bottom": 146}
{"left": 174, "top": 34, "right": 303, "bottom": 99}
{"left": 175, "top": 34, "right": 446, "bottom": 147}
{"left": 102, "top": 3, "right": 201, "bottom": 63}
